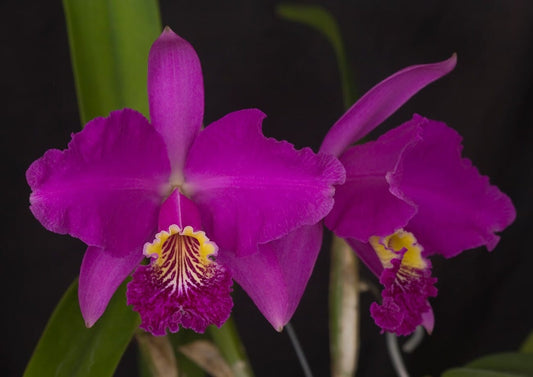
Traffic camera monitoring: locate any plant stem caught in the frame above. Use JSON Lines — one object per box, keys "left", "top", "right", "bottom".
{"left": 286, "top": 322, "right": 314, "bottom": 377}
{"left": 386, "top": 332, "right": 410, "bottom": 377}
{"left": 329, "top": 236, "right": 360, "bottom": 377}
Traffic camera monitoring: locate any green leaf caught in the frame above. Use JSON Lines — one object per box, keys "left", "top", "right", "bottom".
{"left": 467, "top": 353, "right": 533, "bottom": 375}
{"left": 520, "top": 331, "right": 533, "bottom": 354}
{"left": 276, "top": 3, "right": 357, "bottom": 108}
{"left": 63, "top": 0, "right": 162, "bottom": 124}
{"left": 442, "top": 352, "right": 533, "bottom": 377}
{"left": 442, "top": 367, "right": 529, "bottom": 377}
{"left": 24, "top": 279, "right": 141, "bottom": 377}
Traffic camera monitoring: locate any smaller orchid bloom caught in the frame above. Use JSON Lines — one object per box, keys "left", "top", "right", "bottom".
{"left": 320, "top": 55, "right": 516, "bottom": 335}
{"left": 27, "top": 27, "right": 344, "bottom": 335}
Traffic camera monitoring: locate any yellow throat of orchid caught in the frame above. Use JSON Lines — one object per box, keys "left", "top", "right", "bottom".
{"left": 143, "top": 225, "right": 218, "bottom": 294}
{"left": 369, "top": 229, "right": 427, "bottom": 270}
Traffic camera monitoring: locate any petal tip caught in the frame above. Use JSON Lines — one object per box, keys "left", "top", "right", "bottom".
{"left": 160, "top": 26, "right": 179, "bottom": 40}
{"left": 444, "top": 53, "right": 458, "bottom": 72}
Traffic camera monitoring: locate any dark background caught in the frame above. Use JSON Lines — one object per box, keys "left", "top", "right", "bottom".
{"left": 3, "top": 1, "right": 532, "bottom": 376}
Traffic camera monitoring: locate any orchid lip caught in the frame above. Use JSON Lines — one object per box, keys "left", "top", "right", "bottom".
{"left": 369, "top": 229, "right": 437, "bottom": 335}
{"left": 127, "top": 223, "right": 233, "bottom": 335}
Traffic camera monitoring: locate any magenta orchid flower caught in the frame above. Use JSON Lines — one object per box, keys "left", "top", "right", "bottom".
{"left": 27, "top": 27, "right": 345, "bottom": 335}
{"left": 321, "top": 55, "right": 516, "bottom": 335}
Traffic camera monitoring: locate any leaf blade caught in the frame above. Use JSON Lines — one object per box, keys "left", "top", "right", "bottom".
{"left": 62, "top": 0, "right": 162, "bottom": 123}
{"left": 24, "top": 279, "right": 140, "bottom": 377}
{"left": 442, "top": 367, "right": 529, "bottom": 377}
{"left": 520, "top": 331, "right": 533, "bottom": 354}
{"left": 466, "top": 353, "right": 533, "bottom": 375}
{"left": 276, "top": 3, "right": 357, "bottom": 107}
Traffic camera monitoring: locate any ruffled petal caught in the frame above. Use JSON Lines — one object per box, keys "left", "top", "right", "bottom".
{"left": 368, "top": 230, "right": 437, "bottom": 336}
{"left": 389, "top": 115, "right": 517, "bottom": 257}
{"left": 183, "top": 109, "right": 345, "bottom": 256}
{"left": 79, "top": 246, "right": 144, "bottom": 327}
{"left": 325, "top": 122, "right": 421, "bottom": 241}
{"left": 127, "top": 225, "right": 232, "bottom": 335}
{"left": 320, "top": 55, "right": 457, "bottom": 157}
{"left": 148, "top": 27, "right": 204, "bottom": 181}
{"left": 219, "top": 224, "right": 323, "bottom": 331}
{"left": 27, "top": 109, "right": 171, "bottom": 255}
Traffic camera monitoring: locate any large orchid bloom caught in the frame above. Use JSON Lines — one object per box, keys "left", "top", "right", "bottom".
{"left": 320, "top": 55, "right": 516, "bottom": 335}
{"left": 27, "top": 28, "right": 345, "bottom": 335}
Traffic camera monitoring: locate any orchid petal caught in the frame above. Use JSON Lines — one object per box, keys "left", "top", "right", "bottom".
{"left": 27, "top": 109, "right": 170, "bottom": 256}
{"left": 158, "top": 189, "right": 203, "bottom": 231}
{"left": 325, "top": 122, "right": 421, "bottom": 241}
{"left": 184, "top": 109, "right": 345, "bottom": 256}
{"left": 320, "top": 54, "right": 457, "bottom": 157}
{"left": 389, "top": 115, "right": 516, "bottom": 257}
{"left": 219, "top": 224, "right": 323, "bottom": 331}
{"left": 148, "top": 27, "right": 204, "bottom": 180}
{"left": 79, "top": 246, "right": 143, "bottom": 327}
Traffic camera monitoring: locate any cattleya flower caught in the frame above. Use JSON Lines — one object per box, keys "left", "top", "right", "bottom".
{"left": 27, "top": 28, "right": 344, "bottom": 335}
{"left": 320, "top": 55, "right": 516, "bottom": 335}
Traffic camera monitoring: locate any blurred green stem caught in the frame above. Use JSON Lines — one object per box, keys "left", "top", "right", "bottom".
{"left": 208, "top": 317, "right": 255, "bottom": 377}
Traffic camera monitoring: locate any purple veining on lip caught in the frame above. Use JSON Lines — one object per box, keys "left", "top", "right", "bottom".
{"left": 127, "top": 226, "right": 232, "bottom": 335}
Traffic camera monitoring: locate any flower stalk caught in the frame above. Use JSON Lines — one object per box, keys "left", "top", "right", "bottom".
{"left": 329, "top": 235, "right": 359, "bottom": 377}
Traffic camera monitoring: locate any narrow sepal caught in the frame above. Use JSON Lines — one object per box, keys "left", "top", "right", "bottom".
{"left": 219, "top": 224, "right": 323, "bottom": 330}
{"left": 79, "top": 246, "right": 144, "bottom": 327}
{"left": 320, "top": 55, "right": 457, "bottom": 156}
{"left": 148, "top": 27, "right": 204, "bottom": 180}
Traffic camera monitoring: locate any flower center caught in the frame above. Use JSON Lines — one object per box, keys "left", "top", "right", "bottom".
{"left": 144, "top": 225, "right": 217, "bottom": 295}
